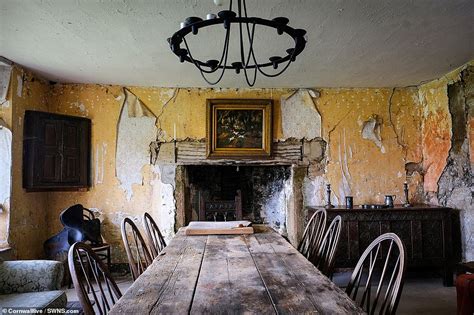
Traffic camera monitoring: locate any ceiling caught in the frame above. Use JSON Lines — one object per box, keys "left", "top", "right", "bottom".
{"left": 1, "top": 0, "right": 473, "bottom": 88}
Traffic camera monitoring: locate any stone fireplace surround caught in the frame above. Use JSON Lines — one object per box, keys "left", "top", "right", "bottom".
{"left": 160, "top": 138, "right": 327, "bottom": 246}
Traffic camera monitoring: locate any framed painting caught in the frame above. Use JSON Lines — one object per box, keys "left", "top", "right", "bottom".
{"left": 206, "top": 99, "right": 272, "bottom": 159}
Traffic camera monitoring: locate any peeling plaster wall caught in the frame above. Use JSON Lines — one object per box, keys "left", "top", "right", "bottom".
{"left": 304, "top": 88, "right": 423, "bottom": 206}
{"left": 4, "top": 66, "right": 51, "bottom": 259}
{"left": 150, "top": 165, "right": 176, "bottom": 243}
{"left": 40, "top": 83, "right": 425, "bottom": 262}
{"left": 6, "top": 60, "right": 474, "bottom": 263}
{"left": 0, "top": 126, "right": 12, "bottom": 246}
{"left": 419, "top": 62, "right": 474, "bottom": 260}
{"left": 0, "top": 67, "right": 13, "bottom": 247}
{"left": 280, "top": 89, "right": 321, "bottom": 140}
{"left": 116, "top": 89, "right": 157, "bottom": 200}
{"left": 45, "top": 87, "right": 293, "bottom": 261}
{"left": 419, "top": 82, "right": 452, "bottom": 194}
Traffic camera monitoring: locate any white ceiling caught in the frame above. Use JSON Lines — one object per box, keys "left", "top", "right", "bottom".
{"left": 1, "top": 0, "right": 473, "bottom": 88}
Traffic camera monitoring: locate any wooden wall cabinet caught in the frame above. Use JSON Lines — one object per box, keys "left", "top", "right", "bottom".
{"left": 23, "top": 110, "right": 91, "bottom": 191}
{"left": 307, "top": 205, "right": 460, "bottom": 286}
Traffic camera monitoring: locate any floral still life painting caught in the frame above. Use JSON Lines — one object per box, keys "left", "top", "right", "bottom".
{"left": 207, "top": 99, "right": 272, "bottom": 158}
{"left": 216, "top": 109, "right": 263, "bottom": 148}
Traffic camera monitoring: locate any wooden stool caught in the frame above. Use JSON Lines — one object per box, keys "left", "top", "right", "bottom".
{"left": 456, "top": 274, "right": 474, "bottom": 315}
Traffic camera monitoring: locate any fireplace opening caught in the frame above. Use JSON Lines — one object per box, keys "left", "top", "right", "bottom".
{"left": 183, "top": 165, "right": 291, "bottom": 229}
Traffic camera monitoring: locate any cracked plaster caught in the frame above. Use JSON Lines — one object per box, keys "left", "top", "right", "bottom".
{"left": 362, "top": 115, "right": 385, "bottom": 153}
{"left": 5, "top": 71, "right": 435, "bottom": 262}
{"left": 0, "top": 64, "right": 12, "bottom": 104}
{"left": 281, "top": 89, "right": 322, "bottom": 140}
{"left": 150, "top": 165, "right": 176, "bottom": 243}
{"left": 116, "top": 89, "right": 157, "bottom": 201}
{"left": 436, "top": 69, "right": 474, "bottom": 260}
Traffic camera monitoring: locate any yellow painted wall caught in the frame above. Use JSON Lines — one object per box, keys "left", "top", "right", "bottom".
{"left": 4, "top": 66, "right": 51, "bottom": 259}
{"left": 40, "top": 83, "right": 423, "bottom": 262}
{"left": 45, "top": 86, "right": 292, "bottom": 261}
{"left": 317, "top": 88, "right": 422, "bottom": 204}
{"left": 7, "top": 60, "right": 472, "bottom": 262}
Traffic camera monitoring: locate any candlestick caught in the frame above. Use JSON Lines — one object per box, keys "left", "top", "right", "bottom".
{"left": 403, "top": 182, "right": 411, "bottom": 207}
{"left": 325, "top": 184, "right": 334, "bottom": 209}
{"left": 173, "top": 123, "right": 177, "bottom": 140}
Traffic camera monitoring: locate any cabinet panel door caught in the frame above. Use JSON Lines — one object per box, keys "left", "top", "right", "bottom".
{"left": 23, "top": 110, "right": 91, "bottom": 190}
{"left": 389, "top": 220, "right": 413, "bottom": 259}
{"left": 61, "top": 121, "right": 81, "bottom": 183}
{"left": 36, "top": 119, "right": 62, "bottom": 183}
{"left": 422, "top": 220, "right": 444, "bottom": 259}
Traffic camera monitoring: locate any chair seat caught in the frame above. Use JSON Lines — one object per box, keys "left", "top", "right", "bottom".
{"left": 0, "top": 290, "right": 67, "bottom": 310}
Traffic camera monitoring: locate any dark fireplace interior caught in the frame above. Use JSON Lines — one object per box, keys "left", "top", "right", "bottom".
{"left": 184, "top": 165, "right": 291, "bottom": 225}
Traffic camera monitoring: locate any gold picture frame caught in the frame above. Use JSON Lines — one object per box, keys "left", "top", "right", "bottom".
{"left": 206, "top": 99, "right": 273, "bottom": 159}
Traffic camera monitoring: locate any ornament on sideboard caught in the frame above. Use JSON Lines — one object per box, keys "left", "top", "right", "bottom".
{"left": 384, "top": 195, "right": 396, "bottom": 208}
{"left": 403, "top": 182, "right": 412, "bottom": 207}
{"left": 325, "top": 184, "right": 334, "bottom": 209}
{"left": 345, "top": 196, "right": 353, "bottom": 209}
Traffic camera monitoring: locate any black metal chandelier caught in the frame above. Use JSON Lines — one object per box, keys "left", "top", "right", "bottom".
{"left": 167, "top": 0, "right": 307, "bottom": 86}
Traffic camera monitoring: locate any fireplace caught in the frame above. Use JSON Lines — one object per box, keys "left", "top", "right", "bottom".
{"left": 166, "top": 138, "right": 325, "bottom": 245}
{"left": 179, "top": 165, "right": 292, "bottom": 235}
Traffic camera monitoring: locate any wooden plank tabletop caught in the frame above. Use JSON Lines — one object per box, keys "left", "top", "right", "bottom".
{"left": 111, "top": 226, "right": 364, "bottom": 314}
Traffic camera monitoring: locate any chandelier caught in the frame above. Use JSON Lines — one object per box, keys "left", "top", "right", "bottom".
{"left": 167, "top": 0, "right": 307, "bottom": 86}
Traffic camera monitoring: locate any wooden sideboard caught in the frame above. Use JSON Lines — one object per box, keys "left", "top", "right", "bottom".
{"left": 307, "top": 205, "right": 460, "bottom": 286}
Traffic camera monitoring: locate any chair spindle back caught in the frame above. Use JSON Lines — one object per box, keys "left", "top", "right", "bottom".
{"left": 121, "top": 217, "right": 153, "bottom": 280}
{"left": 313, "top": 215, "right": 342, "bottom": 278}
{"left": 298, "top": 209, "right": 327, "bottom": 260}
{"left": 346, "top": 232, "right": 406, "bottom": 315}
{"left": 68, "top": 242, "right": 122, "bottom": 315}
{"left": 143, "top": 212, "right": 167, "bottom": 258}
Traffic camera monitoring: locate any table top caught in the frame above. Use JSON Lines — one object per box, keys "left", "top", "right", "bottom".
{"left": 111, "top": 226, "right": 363, "bottom": 314}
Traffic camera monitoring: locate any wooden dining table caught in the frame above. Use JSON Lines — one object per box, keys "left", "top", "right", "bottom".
{"left": 110, "top": 226, "right": 363, "bottom": 314}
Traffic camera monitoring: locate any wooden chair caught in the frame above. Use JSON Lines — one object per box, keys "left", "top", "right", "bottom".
{"left": 346, "top": 233, "right": 406, "bottom": 315}
{"left": 82, "top": 207, "right": 112, "bottom": 271}
{"left": 121, "top": 217, "right": 153, "bottom": 280}
{"left": 312, "top": 215, "right": 342, "bottom": 278}
{"left": 143, "top": 212, "right": 167, "bottom": 259}
{"left": 199, "top": 190, "right": 242, "bottom": 221}
{"left": 68, "top": 242, "right": 122, "bottom": 315}
{"left": 298, "top": 209, "right": 327, "bottom": 261}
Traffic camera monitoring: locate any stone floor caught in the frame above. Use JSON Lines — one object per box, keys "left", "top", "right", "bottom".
{"left": 65, "top": 273, "right": 457, "bottom": 314}
{"left": 397, "top": 277, "right": 456, "bottom": 315}
{"left": 332, "top": 272, "right": 457, "bottom": 315}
